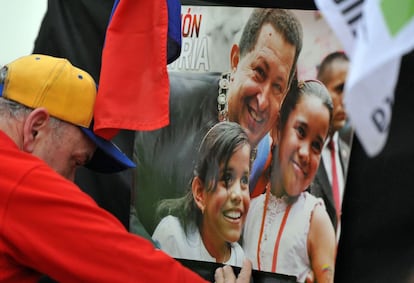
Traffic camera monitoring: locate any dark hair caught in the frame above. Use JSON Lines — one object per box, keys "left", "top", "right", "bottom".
{"left": 238, "top": 8, "right": 303, "bottom": 88}
{"left": 156, "top": 121, "right": 251, "bottom": 234}
{"left": 317, "top": 51, "right": 349, "bottom": 84}
{"left": 280, "top": 79, "right": 334, "bottom": 135}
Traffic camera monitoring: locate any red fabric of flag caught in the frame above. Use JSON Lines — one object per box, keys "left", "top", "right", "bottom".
{"left": 94, "top": 0, "right": 170, "bottom": 140}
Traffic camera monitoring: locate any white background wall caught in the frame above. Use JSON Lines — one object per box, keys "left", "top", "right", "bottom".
{"left": 0, "top": 0, "right": 47, "bottom": 66}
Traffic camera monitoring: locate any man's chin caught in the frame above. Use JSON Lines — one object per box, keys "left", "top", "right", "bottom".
{"left": 248, "top": 136, "right": 261, "bottom": 147}
{"left": 334, "top": 122, "right": 347, "bottom": 132}
{"left": 333, "top": 116, "right": 347, "bottom": 127}
{"left": 245, "top": 129, "right": 263, "bottom": 146}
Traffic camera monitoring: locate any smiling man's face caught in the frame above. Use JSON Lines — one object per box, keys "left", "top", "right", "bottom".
{"left": 227, "top": 23, "right": 295, "bottom": 146}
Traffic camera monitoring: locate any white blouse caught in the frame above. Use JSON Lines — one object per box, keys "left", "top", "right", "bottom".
{"left": 153, "top": 215, "right": 245, "bottom": 267}
{"left": 243, "top": 191, "right": 324, "bottom": 283}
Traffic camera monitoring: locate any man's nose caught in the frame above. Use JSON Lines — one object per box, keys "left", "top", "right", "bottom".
{"left": 256, "top": 83, "right": 271, "bottom": 111}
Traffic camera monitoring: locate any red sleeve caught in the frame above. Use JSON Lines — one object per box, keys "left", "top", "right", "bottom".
{"left": 4, "top": 165, "right": 207, "bottom": 283}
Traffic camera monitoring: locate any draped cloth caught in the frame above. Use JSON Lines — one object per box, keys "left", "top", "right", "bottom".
{"left": 94, "top": 0, "right": 182, "bottom": 139}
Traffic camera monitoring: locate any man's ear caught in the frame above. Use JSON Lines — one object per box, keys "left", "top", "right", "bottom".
{"left": 22, "top": 108, "right": 50, "bottom": 153}
{"left": 192, "top": 176, "right": 206, "bottom": 214}
{"left": 230, "top": 44, "right": 240, "bottom": 72}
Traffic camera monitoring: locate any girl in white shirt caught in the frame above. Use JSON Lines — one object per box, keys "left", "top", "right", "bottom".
{"left": 243, "top": 80, "right": 337, "bottom": 282}
{"left": 153, "top": 121, "right": 252, "bottom": 266}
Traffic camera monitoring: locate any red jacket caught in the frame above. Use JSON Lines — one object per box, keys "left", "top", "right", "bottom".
{"left": 0, "top": 130, "right": 206, "bottom": 283}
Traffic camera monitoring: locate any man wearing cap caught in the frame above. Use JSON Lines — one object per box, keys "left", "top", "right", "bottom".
{"left": 0, "top": 54, "right": 251, "bottom": 282}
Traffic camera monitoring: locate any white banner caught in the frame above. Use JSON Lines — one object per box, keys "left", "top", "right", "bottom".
{"left": 316, "top": 0, "right": 414, "bottom": 156}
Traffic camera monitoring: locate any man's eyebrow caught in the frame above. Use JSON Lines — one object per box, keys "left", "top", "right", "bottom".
{"left": 261, "top": 56, "right": 270, "bottom": 72}
{"left": 260, "top": 56, "right": 288, "bottom": 86}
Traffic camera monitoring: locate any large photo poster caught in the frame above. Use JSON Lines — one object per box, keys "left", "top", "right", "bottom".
{"left": 133, "top": 6, "right": 348, "bottom": 282}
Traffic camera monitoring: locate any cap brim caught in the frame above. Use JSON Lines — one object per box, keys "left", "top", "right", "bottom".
{"left": 80, "top": 127, "right": 136, "bottom": 173}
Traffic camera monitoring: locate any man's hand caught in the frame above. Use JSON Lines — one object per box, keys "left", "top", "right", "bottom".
{"left": 214, "top": 259, "right": 252, "bottom": 283}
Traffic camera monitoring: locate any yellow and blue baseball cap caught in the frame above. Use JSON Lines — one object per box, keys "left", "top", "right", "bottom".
{"left": 0, "top": 54, "right": 135, "bottom": 173}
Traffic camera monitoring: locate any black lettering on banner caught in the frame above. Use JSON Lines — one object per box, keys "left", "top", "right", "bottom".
{"left": 371, "top": 96, "right": 394, "bottom": 133}
{"left": 332, "top": 0, "right": 364, "bottom": 36}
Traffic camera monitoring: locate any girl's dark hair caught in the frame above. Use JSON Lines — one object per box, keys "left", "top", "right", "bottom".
{"left": 156, "top": 121, "right": 250, "bottom": 234}
{"left": 280, "top": 79, "right": 334, "bottom": 134}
